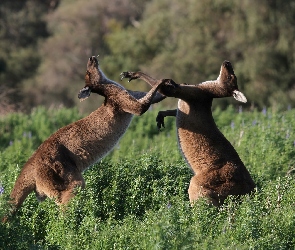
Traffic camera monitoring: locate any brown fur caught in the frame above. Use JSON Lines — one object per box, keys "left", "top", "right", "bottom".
{"left": 3, "top": 56, "right": 167, "bottom": 222}
{"left": 121, "top": 61, "right": 255, "bottom": 206}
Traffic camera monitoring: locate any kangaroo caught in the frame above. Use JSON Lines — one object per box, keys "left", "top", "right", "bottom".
{"left": 121, "top": 61, "right": 255, "bottom": 206}
{"left": 2, "top": 56, "right": 167, "bottom": 222}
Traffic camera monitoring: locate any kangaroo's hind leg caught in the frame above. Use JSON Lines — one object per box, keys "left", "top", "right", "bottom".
{"left": 35, "top": 166, "right": 85, "bottom": 205}
{"left": 2, "top": 167, "right": 36, "bottom": 222}
{"left": 188, "top": 175, "right": 223, "bottom": 206}
{"left": 59, "top": 173, "right": 85, "bottom": 205}
{"left": 8, "top": 167, "right": 36, "bottom": 214}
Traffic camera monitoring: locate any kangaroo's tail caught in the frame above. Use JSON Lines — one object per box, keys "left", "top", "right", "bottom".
{"left": 2, "top": 168, "right": 35, "bottom": 223}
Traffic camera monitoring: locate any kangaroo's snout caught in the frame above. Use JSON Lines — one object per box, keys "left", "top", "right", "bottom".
{"left": 222, "top": 60, "right": 234, "bottom": 74}
{"left": 87, "top": 56, "right": 99, "bottom": 69}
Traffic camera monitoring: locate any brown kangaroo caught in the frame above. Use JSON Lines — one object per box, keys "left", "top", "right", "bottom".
{"left": 2, "top": 56, "right": 167, "bottom": 222}
{"left": 121, "top": 61, "right": 255, "bottom": 206}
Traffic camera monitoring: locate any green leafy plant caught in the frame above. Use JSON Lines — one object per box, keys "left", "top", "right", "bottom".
{"left": 1, "top": 106, "right": 295, "bottom": 249}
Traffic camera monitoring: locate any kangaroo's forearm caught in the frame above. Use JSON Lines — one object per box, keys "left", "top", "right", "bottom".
{"left": 133, "top": 72, "right": 178, "bottom": 97}
{"left": 137, "top": 81, "right": 164, "bottom": 115}
{"left": 134, "top": 72, "right": 159, "bottom": 87}
{"left": 159, "top": 109, "right": 177, "bottom": 117}
{"left": 151, "top": 92, "right": 166, "bottom": 103}
{"left": 122, "top": 79, "right": 165, "bottom": 116}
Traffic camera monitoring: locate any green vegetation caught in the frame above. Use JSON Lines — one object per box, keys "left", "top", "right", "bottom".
{"left": 0, "top": 106, "right": 294, "bottom": 249}
{"left": 1, "top": 1, "right": 295, "bottom": 248}
{"left": 1, "top": 0, "right": 295, "bottom": 113}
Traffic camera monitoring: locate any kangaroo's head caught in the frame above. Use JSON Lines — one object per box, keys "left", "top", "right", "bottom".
{"left": 218, "top": 61, "right": 247, "bottom": 103}
{"left": 78, "top": 56, "right": 106, "bottom": 101}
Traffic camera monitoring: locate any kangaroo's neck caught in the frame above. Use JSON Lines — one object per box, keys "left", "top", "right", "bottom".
{"left": 93, "top": 68, "right": 126, "bottom": 96}
{"left": 178, "top": 99, "right": 215, "bottom": 124}
{"left": 197, "top": 79, "right": 232, "bottom": 98}
{"left": 98, "top": 68, "right": 125, "bottom": 89}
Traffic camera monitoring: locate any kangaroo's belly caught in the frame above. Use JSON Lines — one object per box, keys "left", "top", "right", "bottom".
{"left": 176, "top": 100, "right": 242, "bottom": 174}
{"left": 79, "top": 113, "right": 133, "bottom": 169}
{"left": 53, "top": 109, "right": 134, "bottom": 171}
{"left": 90, "top": 116, "right": 132, "bottom": 161}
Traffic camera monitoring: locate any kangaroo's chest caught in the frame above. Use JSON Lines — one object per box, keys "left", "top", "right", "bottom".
{"left": 175, "top": 100, "right": 239, "bottom": 173}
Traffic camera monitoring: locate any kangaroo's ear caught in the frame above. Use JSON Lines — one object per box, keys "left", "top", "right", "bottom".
{"left": 78, "top": 87, "right": 91, "bottom": 102}
{"left": 233, "top": 90, "right": 247, "bottom": 103}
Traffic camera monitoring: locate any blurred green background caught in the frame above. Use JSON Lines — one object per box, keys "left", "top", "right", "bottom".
{"left": 1, "top": 0, "right": 295, "bottom": 114}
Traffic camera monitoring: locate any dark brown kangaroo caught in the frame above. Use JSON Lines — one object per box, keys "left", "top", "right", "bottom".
{"left": 2, "top": 56, "right": 167, "bottom": 222}
{"left": 121, "top": 61, "right": 255, "bottom": 206}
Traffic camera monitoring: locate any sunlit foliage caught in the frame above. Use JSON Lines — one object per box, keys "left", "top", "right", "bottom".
{"left": 0, "top": 106, "right": 295, "bottom": 249}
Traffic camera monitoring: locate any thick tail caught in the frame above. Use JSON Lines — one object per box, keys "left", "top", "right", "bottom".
{"left": 2, "top": 170, "right": 35, "bottom": 222}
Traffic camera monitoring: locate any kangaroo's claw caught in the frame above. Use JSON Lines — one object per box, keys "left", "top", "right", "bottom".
{"left": 120, "top": 72, "right": 138, "bottom": 82}
{"left": 156, "top": 112, "right": 165, "bottom": 131}
{"left": 120, "top": 72, "right": 128, "bottom": 81}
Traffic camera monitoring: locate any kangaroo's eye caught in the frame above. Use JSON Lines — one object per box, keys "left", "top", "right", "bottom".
{"left": 227, "top": 75, "right": 232, "bottom": 80}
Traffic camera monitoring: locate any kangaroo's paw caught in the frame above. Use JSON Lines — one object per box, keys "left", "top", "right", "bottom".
{"left": 156, "top": 112, "right": 165, "bottom": 131}
{"left": 120, "top": 72, "right": 138, "bottom": 82}
{"left": 162, "top": 79, "right": 178, "bottom": 88}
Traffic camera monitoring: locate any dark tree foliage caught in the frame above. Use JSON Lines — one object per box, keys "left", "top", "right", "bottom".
{"left": 104, "top": 0, "right": 295, "bottom": 109}
{"left": 0, "top": 0, "right": 59, "bottom": 114}
{"left": 22, "top": 0, "right": 150, "bottom": 112}
{"left": 1, "top": 0, "right": 295, "bottom": 113}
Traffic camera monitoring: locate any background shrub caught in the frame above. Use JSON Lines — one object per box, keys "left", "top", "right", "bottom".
{"left": 0, "top": 106, "right": 295, "bottom": 249}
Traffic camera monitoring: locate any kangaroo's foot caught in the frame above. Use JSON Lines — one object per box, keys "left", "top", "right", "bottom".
{"left": 35, "top": 189, "right": 47, "bottom": 202}
{"left": 1, "top": 202, "right": 18, "bottom": 223}
{"left": 58, "top": 178, "right": 85, "bottom": 204}
{"left": 1, "top": 216, "right": 8, "bottom": 223}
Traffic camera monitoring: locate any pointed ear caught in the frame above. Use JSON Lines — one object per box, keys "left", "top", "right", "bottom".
{"left": 233, "top": 90, "right": 247, "bottom": 103}
{"left": 78, "top": 87, "right": 91, "bottom": 102}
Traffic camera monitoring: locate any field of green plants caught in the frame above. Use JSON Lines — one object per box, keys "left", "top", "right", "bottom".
{"left": 0, "top": 105, "right": 295, "bottom": 249}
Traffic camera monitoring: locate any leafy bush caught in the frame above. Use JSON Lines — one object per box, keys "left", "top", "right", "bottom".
{"left": 0, "top": 106, "right": 295, "bottom": 249}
